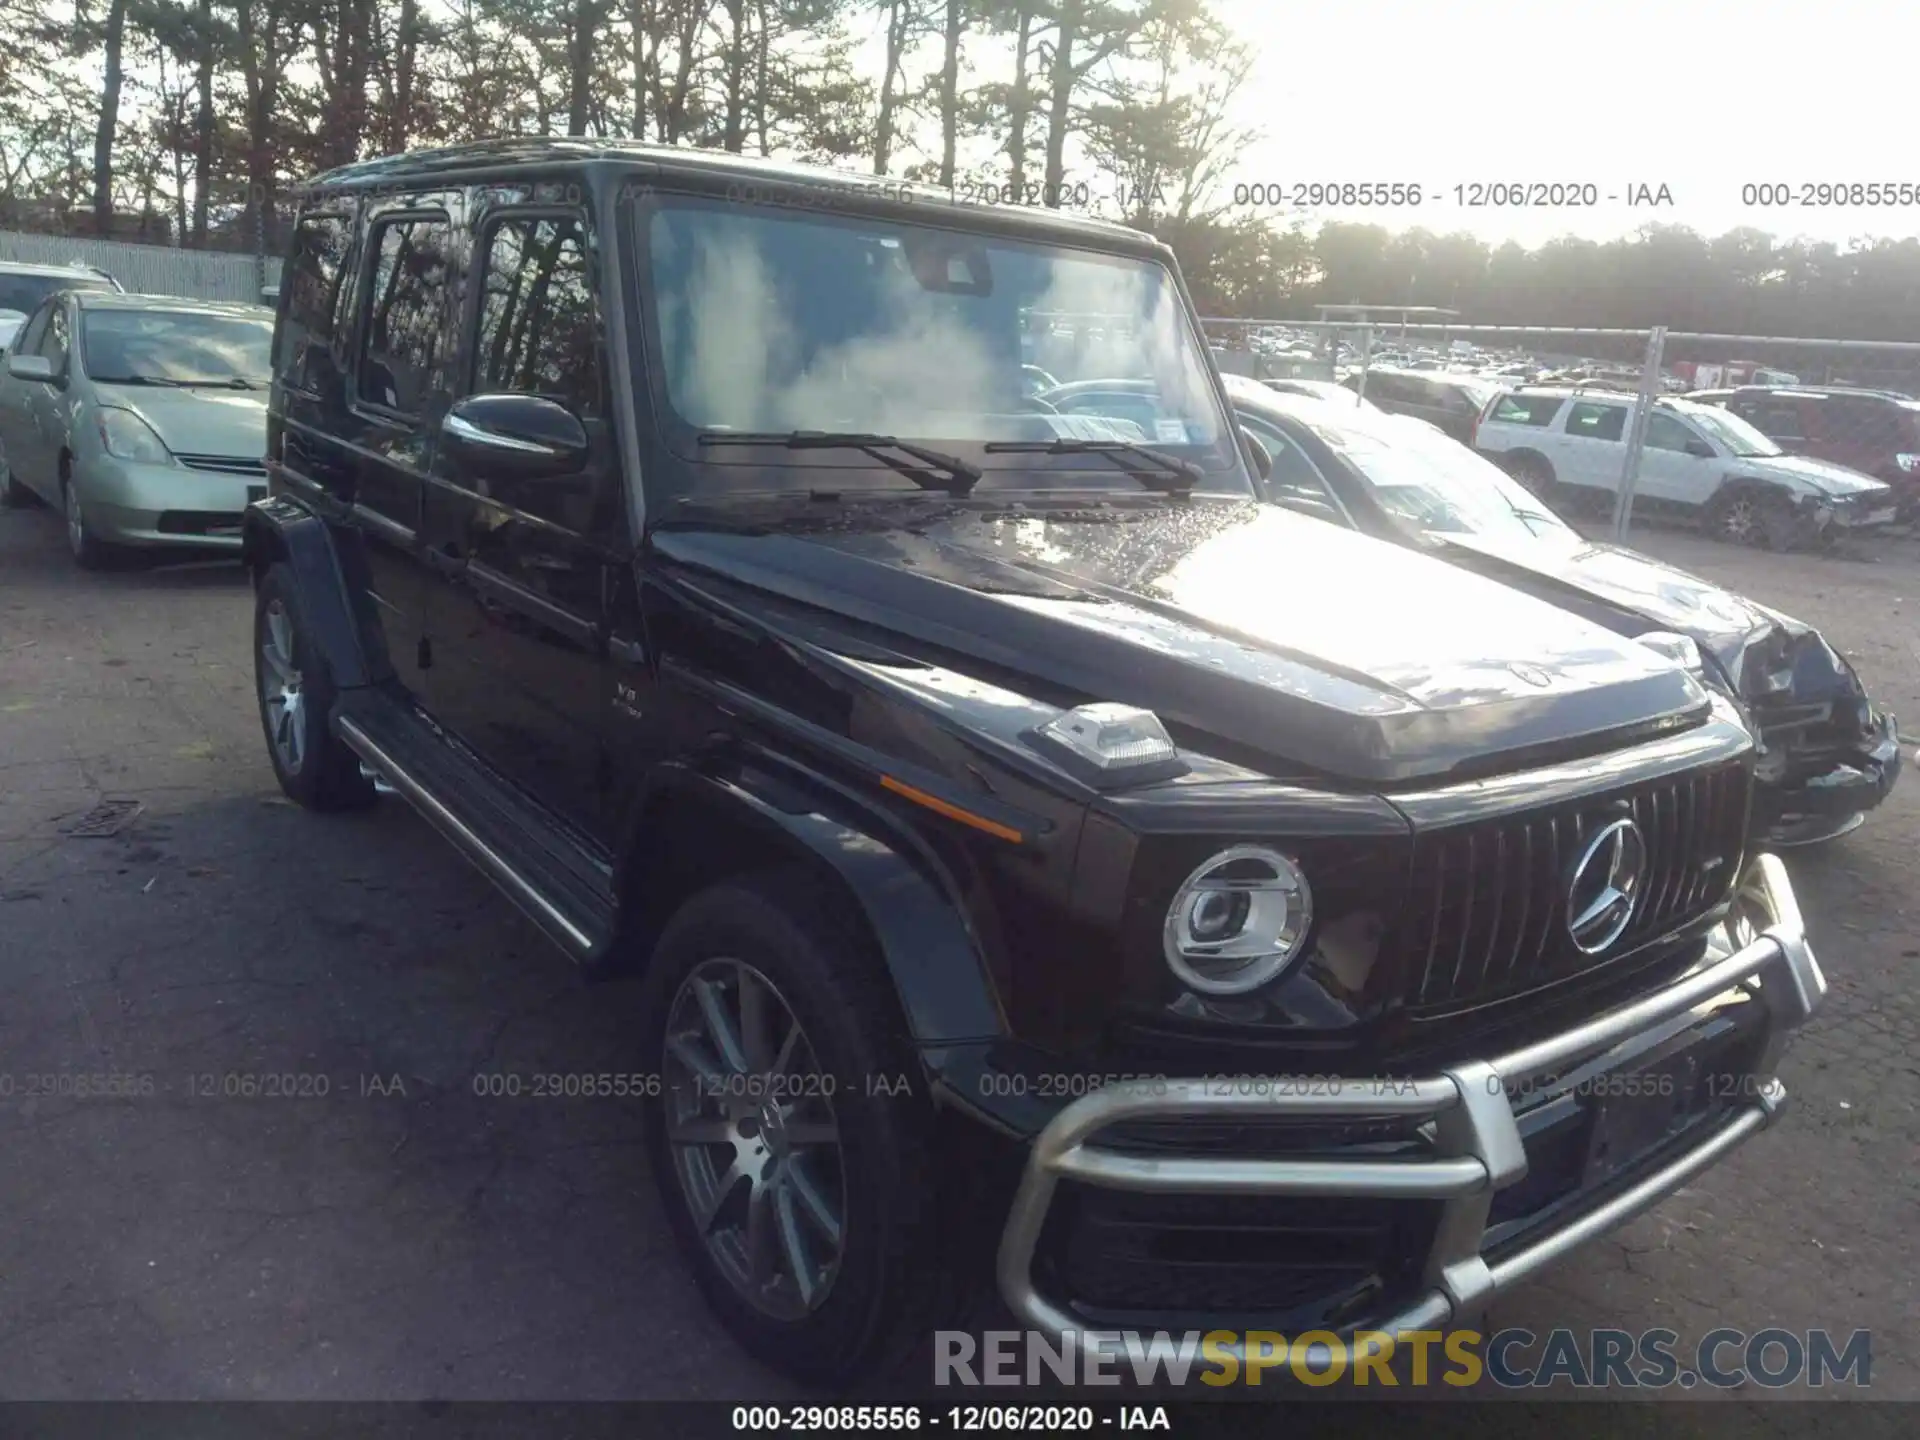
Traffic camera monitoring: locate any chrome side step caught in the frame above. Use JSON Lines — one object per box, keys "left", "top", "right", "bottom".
{"left": 335, "top": 710, "right": 608, "bottom": 960}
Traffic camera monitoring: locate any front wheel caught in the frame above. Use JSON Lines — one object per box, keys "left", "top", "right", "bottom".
{"left": 63, "top": 474, "right": 119, "bottom": 569}
{"left": 639, "top": 873, "right": 949, "bottom": 1385}
{"left": 0, "top": 441, "right": 32, "bottom": 508}
{"left": 1704, "top": 487, "right": 1805, "bottom": 550}
{"left": 253, "top": 563, "right": 376, "bottom": 811}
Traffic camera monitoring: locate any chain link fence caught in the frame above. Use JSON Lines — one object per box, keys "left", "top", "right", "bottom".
{"left": 1202, "top": 317, "right": 1920, "bottom": 548}
{"left": 0, "top": 229, "right": 283, "bottom": 304}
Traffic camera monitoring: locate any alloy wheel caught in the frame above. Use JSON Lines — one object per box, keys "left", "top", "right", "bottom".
{"left": 1718, "top": 495, "right": 1760, "bottom": 545}
{"left": 259, "top": 599, "right": 307, "bottom": 775}
{"left": 64, "top": 483, "right": 87, "bottom": 558}
{"left": 660, "top": 958, "right": 846, "bottom": 1321}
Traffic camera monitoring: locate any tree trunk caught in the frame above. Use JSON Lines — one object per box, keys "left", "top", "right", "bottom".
{"left": 1042, "top": 0, "right": 1079, "bottom": 206}
{"left": 92, "top": 0, "right": 131, "bottom": 234}
{"left": 192, "top": 0, "right": 213, "bottom": 242}
{"left": 938, "top": 0, "right": 961, "bottom": 188}
{"left": 1007, "top": 0, "right": 1033, "bottom": 194}
{"left": 629, "top": 0, "right": 650, "bottom": 138}
{"left": 753, "top": 0, "right": 769, "bottom": 154}
{"left": 391, "top": 0, "right": 418, "bottom": 152}
{"left": 566, "top": 0, "right": 596, "bottom": 136}
{"left": 721, "top": 0, "right": 746, "bottom": 151}
{"left": 874, "top": 0, "right": 907, "bottom": 175}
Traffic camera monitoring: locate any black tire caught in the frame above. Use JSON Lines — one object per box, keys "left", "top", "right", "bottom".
{"left": 1504, "top": 451, "right": 1555, "bottom": 498}
{"left": 253, "top": 562, "right": 376, "bottom": 811}
{"left": 1704, "top": 486, "right": 1807, "bottom": 551}
{"left": 638, "top": 871, "right": 949, "bottom": 1387}
{"left": 0, "top": 443, "right": 31, "bottom": 508}
{"left": 62, "top": 472, "right": 120, "bottom": 570}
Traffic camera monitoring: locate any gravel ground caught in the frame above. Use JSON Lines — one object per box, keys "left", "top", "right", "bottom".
{"left": 0, "top": 499, "right": 1913, "bottom": 1408}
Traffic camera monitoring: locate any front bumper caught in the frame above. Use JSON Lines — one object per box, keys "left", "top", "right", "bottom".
{"left": 78, "top": 455, "right": 264, "bottom": 549}
{"left": 997, "top": 853, "right": 1823, "bottom": 1353}
{"left": 1754, "top": 708, "right": 1901, "bottom": 843}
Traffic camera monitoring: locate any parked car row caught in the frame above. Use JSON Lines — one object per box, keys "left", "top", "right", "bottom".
{"left": 0, "top": 140, "right": 1862, "bottom": 1389}
{"left": 0, "top": 290, "right": 273, "bottom": 565}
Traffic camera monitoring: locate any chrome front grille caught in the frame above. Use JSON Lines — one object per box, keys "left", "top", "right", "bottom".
{"left": 177, "top": 453, "right": 268, "bottom": 476}
{"left": 1400, "top": 762, "right": 1749, "bottom": 1012}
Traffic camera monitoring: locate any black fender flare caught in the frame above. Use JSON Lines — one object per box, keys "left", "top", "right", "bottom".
{"left": 615, "top": 759, "right": 1006, "bottom": 1049}
{"left": 242, "top": 496, "right": 380, "bottom": 691}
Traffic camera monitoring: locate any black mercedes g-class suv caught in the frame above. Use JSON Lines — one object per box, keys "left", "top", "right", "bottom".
{"left": 246, "top": 139, "right": 1825, "bottom": 1385}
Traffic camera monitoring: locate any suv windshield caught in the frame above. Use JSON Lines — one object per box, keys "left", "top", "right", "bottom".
{"left": 1316, "top": 415, "right": 1572, "bottom": 540}
{"left": 1680, "top": 404, "right": 1781, "bottom": 458}
{"left": 82, "top": 308, "right": 273, "bottom": 387}
{"left": 641, "top": 196, "right": 1244, "bottom": 497}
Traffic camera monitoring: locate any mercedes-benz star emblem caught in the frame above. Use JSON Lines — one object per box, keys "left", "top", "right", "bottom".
{"left": 1565, "top": 817, "right": 1648, "bottom": 955}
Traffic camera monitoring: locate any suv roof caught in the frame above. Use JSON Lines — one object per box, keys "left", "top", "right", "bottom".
{"left": 298, "top": 137, "right": 1154, "bottom": 255}
{"left": 70, "top": 290, "right": 270, "bottom": 317}
{"left": 0, "top": 259, "right": 116, "bottom": 281}
{"left": 1724, "top": 383, "right": 1917, "bottom": 404}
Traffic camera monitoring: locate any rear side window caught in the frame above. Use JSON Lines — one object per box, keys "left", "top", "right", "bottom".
{"left": 1730, "top": 398, "right": 1807, "bottom": 440}
{"left": 276, "top": 213, "right": 354, "bottom": 391}
{"left": 359, "top": 214, "right": 452, "bottom": 417}
{"left": 1564, "top": 401, "right": 1627, "bottom": 442}
{"left": 1489, "top": 393, "right": 1561, "bottom": 427}
{"left": 1242, "top": 416, "right": 1344, "bottom": 523}
{"left": 473, "top": 214, "right": 602, "bottom": 416}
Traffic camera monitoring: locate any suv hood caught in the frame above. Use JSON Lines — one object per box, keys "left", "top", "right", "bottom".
{"left": 654, "top": 500, "right": 1711, "bottom": 785}
{"left": 1739, "top": 452, "right": 1889, "bottom": 499}
{"left": 94, "top": 383, "right": 266, "bottom": 459}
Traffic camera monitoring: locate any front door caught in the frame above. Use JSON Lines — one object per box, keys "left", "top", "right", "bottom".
{"left": 1636, "top": 410, "right": 1724, "bottom": 508}
{"left": 420, "top": 205, "right": 624, "bottom": 844}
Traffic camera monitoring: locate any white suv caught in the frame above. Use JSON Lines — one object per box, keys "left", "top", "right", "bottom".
{"left": 1475, "top": 387, "right": 1896, "bottom": 548}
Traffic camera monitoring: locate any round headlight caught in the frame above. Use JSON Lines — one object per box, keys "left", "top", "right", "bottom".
{"left": 1162, "top": 845, "right": 1314, "bottom": 995}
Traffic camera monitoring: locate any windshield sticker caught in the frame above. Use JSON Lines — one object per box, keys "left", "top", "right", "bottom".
{"left": 1155, "top": 419, "right": 1189, "bottom": 444}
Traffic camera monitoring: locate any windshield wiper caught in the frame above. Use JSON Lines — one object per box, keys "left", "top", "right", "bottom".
{"left": 980, "top": 437, "right": 1200, "bottom": 493}
{"left": 696, "top": 430, "right": 979, "bottom": 495}
{"left": 98, "top": 374, "right": 262, "bottom": 389}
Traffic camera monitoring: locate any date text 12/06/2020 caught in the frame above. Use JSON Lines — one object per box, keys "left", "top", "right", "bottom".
{"left": 1225, "top": 181, "right": 1675, "bottom": 209}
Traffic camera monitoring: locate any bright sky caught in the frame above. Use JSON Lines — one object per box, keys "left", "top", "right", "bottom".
{"left": 1213, "top": 0, "right": 1920, "bottom": 248}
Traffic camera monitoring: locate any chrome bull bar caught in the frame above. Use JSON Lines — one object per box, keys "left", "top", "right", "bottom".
{"left": 996, "top": 853, "right": 1825, "bottom": 1355}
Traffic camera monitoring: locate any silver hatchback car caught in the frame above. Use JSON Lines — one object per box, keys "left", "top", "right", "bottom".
{"left": 0, "top": 291, "right": 271, "bottom": 567}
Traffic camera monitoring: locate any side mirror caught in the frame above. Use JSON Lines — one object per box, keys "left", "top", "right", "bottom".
{"left": 7, "top": 353, "right": 56, "bottom": 383}
{"left": 1684, "top": 439, "right": 1715, "bottom": 459}
{"left": 441, "top": 393, "right": 588, "bottom": 480}
{"left": 1240, "top": 426, "right": 1273, "bottom": 482}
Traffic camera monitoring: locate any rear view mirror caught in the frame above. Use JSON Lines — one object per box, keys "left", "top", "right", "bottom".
{"left": 441, "top": 393, "right": 588, "bottom": 480}
{"left": 7, "top": 353, "right": 56, "bottom": 383}
{"left": 1240, "top": 427, "right": 1273, "bottom": 482}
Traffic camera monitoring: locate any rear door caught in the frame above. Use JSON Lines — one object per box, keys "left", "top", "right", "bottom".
{"left": 419, "top": 201, "right": 625, "bottom": 843}
{"left": 1553, "top": 398, "right": 1631, "bottom": 498}
{"left": 347, "top": 200, "right": 460, "bottom": 700}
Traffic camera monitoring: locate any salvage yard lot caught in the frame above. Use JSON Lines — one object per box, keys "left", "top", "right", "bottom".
{"left": 0, "top": 500, "right": 1914, "bottom": 1402}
